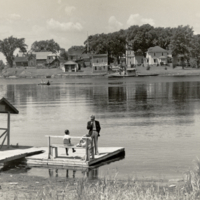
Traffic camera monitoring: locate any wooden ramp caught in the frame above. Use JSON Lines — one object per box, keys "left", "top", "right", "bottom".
{"left": 0, "top": 147, "right": 45, "bottom": 164}
{"left": 26, "top": 147, "right": 125, "bottom": 168}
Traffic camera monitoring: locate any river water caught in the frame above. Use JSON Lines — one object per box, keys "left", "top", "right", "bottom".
{"left": 1, "top": 76, "right": 200, "bottom": 180}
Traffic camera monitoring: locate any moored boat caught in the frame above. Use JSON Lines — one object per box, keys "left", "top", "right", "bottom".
{"left": 38, "top": 80, "right": 50, "bottom": 85}
{"left": 137, "top": 73, "right": 159, "bottom": 77}
{"left": 107, "top": 68, "right": 137, "bottom": 78}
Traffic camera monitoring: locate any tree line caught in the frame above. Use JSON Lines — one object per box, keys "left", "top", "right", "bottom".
{"left": 0, "top": 24, "right": 200, "bottom": 68}
{"left": 85, "top": 24, "right": 200, "bottom": 67}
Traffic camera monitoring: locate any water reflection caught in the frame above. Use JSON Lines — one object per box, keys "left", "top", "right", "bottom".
{"left": 48, "top": 168, "right": 98, "bottom": 179}
{"left": 1, "top": 78, "right": 200, "bottom": 179}
{"left": 48, "top": 169, "right": 77, "bottom": 178}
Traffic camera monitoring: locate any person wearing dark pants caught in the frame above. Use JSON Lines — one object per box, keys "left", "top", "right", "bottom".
{"left": 87, "top": 115, "right": 101, "bottom": 155}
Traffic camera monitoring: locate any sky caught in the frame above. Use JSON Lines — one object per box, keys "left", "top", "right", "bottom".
{"left": 0, "top": 0, "right": 200, "bottom": 62}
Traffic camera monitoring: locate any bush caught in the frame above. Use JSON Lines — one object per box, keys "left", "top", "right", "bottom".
{"left": 146, "top": 65, "right": 150, "bottom": 70}
{"left": 189, "top": 60, "right": 198, "bottom": 68}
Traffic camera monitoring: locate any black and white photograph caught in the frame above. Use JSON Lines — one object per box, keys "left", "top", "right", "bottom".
{"left": 1, "top": 0, "right": 200, "bottom": 199}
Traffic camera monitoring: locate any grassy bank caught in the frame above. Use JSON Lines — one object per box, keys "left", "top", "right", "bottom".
{"left": 1, "top": 158, "right": 200, "bottom": 199}
{"left": 1, "top": 65, "right": 200, "bottom": 79}
{"left": 136, "top": 65, "right": 200, "bottom": 77}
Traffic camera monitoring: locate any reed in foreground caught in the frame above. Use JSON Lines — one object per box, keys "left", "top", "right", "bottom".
{"left": 8, "top": 158, "right": 200, "bottom": 200}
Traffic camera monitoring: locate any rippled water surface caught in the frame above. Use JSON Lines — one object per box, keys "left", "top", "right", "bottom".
{"left": 1, "top": 76, "right": 200, "bottom": 180}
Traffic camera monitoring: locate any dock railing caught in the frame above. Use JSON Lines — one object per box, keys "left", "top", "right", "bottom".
{"left": 45, "top": 135, "right": 94, "bottom": 161}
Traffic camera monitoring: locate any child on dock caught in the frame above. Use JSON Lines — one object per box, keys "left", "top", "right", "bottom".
{"left": 63, "top": 130, "right": 76, "bottom": 155}
{"left": 76, "top": 134, "right": 91, "bottom": 148}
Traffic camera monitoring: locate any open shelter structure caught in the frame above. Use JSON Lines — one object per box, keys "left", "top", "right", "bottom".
{"left": 64, "top": 61, "right": 79, "bottom": 72}
{"left": 0, "top": 97, "right": 19, "bottom": 149}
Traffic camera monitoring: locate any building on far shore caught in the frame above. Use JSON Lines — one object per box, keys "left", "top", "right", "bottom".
{"left": 91, "top": 54, "right": 108, "bottom": 73}
{"left": 146, "top": 46, "right": 168, "bottom": 65}
{"left": 63, "top": 61, "right": 79, "bottom": 72}
{"left": 14, "top": 56, "right": 29, "bottom": 67}
{"left": 14, "top": 51, "right": 60, "bottom": 67}
{"left": 126, "top": 49, "right": 144, "bottom": 67}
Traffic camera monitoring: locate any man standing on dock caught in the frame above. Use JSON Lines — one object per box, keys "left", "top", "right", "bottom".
{"left": 87, "top": 115, "right": 101, "bottom": 155}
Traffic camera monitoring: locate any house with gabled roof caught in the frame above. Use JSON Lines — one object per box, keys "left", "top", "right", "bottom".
{"left": 146, "top": 46, "right": 168, "bottom": 65}
{"left": 14, "top": 51, "right": 60, "bottom": 67}
{"left": 91, "top": 54, "right": 108, "bottom": 73}
{"left": 34, "top": 51, "right": 52, "bottom": 65}
{"left": 126, "top": 49, "right": 144, "bottom": 67}
{"left": 14, "top": 54, "right": 36, "bottom": 67}
{"left": 14, "top": 56, "right": 29, "bottom": 67}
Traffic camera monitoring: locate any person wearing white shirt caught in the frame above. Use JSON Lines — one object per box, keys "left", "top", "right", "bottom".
{"left": 63, "top": 130, "right": 76, "bottom": 155}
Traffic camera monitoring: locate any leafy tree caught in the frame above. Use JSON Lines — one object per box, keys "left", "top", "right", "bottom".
{"left": 190, "top": 34, "right": 200, "bottom": 68}
{"left": 0, "top": 36, "right": 27, "bottom": 68}
{"left": 31, "top": 39, "right": 60, "bottom": 53}
{"left": 126, "top": 24, "right": 157, "bottom": 56}
{"left": 85, "top": 30, "right": 126, "bottom": 64}
{"left": 83, "top": 24, "right": 199, "bottom": 68}
{"left": 108, "top": 30, "right": 126, "bottom": 63}
{"left": 154, "top": 27, "right": 173, "bottom": 49}
{"left": 0, "top": 60, "right": 5, "bottom": 71}
{"left": 60, "top": 49, "right": 68, "bottom": 61}
{"left": 170, "top": 25, "right": 193, "bottom": 61}
{"left": 68, "top": 46, "right": 85, "bottom": 54}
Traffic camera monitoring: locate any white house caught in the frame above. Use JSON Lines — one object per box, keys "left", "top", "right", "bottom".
{"left": 146, "top": 46, "right": 168, "bottom": 65}
{"left": 91, "top": 54, "right": 108, "bottom": 73}
{"left": 126, "top": 50, "right": 144, "bottom": 67}
{"left": 64, "top": 61, "right": 79, "bottom": 72}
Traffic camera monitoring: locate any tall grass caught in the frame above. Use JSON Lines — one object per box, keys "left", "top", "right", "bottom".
{"left": 10, "top": 158, "right": 200, "bottom": 200}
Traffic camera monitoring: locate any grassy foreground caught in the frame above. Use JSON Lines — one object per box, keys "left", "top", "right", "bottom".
{"left": 1, "top": 158, "right": 199, "bottom": 200}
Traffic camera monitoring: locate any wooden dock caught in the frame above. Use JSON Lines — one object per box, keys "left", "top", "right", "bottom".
{"left": 0, "top": 147, "right": 44, "bottom": 164}
{"left": 26, "top": 147, "right": 125, "bottom": 168}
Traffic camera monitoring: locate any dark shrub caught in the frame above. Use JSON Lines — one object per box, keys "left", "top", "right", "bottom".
{"left": 146, "top": 65, "right": 150, "bottom": 70}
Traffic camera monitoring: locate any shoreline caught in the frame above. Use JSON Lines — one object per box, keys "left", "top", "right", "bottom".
{"left": 1, "top": 66, "right": 200, "bottom": 79}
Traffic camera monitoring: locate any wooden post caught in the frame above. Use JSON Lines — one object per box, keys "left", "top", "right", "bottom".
{"left": 85, "top": 138, "right": 89, "bottom": 161}
{"left": 55, "top": 147, "right": 58, "bottom": 158}
{"left": 48, "top": 136, "right": 51, "bottom": 159}
{"left": 7, "top": 112, "right": 10, "bottom": 148}
{"left": 91, "top": 140, "right": 94, "bottom": 159}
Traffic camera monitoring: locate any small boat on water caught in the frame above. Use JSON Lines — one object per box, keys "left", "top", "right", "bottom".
{"left": 38, "top": 80, "right": 50, "bottom": 85}
{"left": 107, "top": 68, "right": 137, "bottom": 78}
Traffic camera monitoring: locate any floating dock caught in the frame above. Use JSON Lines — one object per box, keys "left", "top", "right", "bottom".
{"left": 26, "top": 147, "right": 125, "bottom": 168}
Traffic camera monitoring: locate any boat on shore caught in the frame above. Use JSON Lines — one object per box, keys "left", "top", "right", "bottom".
{"left": 137, "top": 73, "right": 159, "bottom": 77}
{"left": 107, "top": 68, "right": 137, "bottom": 78}
{"left": 106, "top": 68, "right": 159, "bottom": 78}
